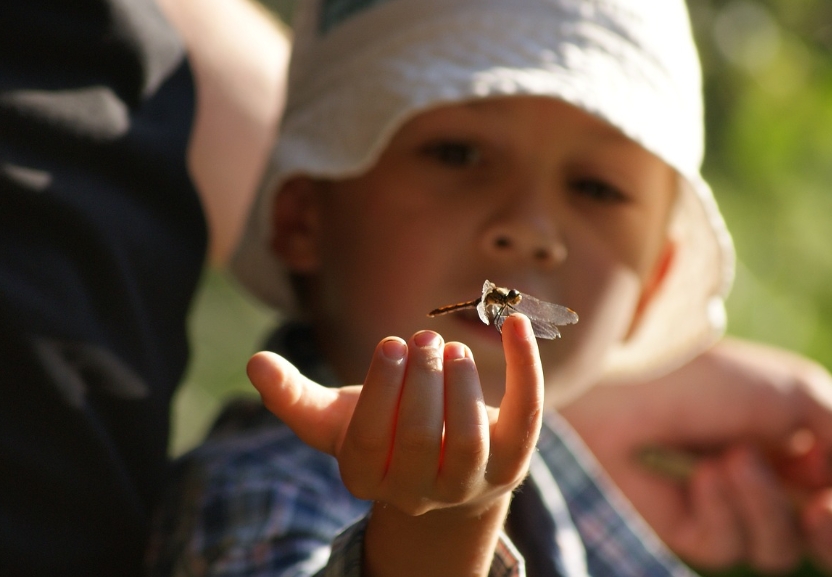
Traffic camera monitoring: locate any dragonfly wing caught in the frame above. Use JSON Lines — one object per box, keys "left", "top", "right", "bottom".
{"left": 501, "top": 304, "right": 562, "bottom": 339}
{"left": 529, "top": 316, "right": 562, "bottom": 339}
{"left": 476, "top": 299, "right": 491, "bottom": 325}
{"left": 495, "top": 305, "right": 554, "bottom": 337}
{"left": 514, "top": 294, "right": 579, "bottom": 326}
{"left": 510, "top": 294, "right": 578, "bottom": 340}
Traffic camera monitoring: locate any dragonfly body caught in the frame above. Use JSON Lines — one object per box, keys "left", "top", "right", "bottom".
{"left": 428, "top": 280, "right": 578, "bottom": 340}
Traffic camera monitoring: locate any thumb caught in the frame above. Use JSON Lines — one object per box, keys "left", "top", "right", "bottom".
{"left": 247, "top": 351, "right": 361, "bottom": 455}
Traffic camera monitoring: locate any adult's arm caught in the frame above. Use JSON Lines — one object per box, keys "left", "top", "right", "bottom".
{"left": 155, "top": 0, "right": 291, "bottom": 266}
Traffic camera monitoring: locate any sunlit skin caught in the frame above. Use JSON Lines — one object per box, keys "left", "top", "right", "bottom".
{"left": 561, "top": 339, "right": 832, "bottom": 572}
{"left": 254, "top": 97, "right": 676, "bottom": 576}
{"left": 276, "top": 97, "right": 677, "bottom": 408}
{"left": 248, "top": 96, "right": 832, "bottom": 576}
{"left": 248, "top": 315, "right": 545, "bottom": 577}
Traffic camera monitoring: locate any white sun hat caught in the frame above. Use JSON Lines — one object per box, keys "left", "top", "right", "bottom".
{"left": 231, "top": 0, "right": 736, "bottom": 381}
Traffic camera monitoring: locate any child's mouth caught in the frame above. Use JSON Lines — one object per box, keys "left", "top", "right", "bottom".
{"left": 449, "top": 307, "right": 504, "bottom": 344}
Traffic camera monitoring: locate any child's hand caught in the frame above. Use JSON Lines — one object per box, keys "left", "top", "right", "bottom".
{"left": 561, "top": 337, "right": 832, "bottom": 574}
{"left": 247, "top": 314, "right": 544, "bottom": 577}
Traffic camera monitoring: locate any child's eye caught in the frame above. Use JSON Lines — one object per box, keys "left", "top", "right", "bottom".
{"left": 570, "top": 178, "right": 628, "bottom": 203}
{"left": 421, "top": 141, "right": 481, "bottom": 167}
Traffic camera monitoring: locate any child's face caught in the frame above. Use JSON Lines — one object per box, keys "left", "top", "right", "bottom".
{"left": 275, "top": 97, "right": 677, "bottom": 406}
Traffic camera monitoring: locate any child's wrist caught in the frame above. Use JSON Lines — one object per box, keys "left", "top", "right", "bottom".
{"left": 364, "top": 494, "right": 512, "bottom": 577}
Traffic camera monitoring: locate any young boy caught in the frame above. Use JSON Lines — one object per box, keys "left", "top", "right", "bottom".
{"left": 148, "top": 0, "right": 832, "bottom": 575}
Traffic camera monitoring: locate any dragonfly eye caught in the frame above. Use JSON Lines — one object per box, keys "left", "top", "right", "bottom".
{"left": 507, "top": 289, "right": 519, "bottom": 299}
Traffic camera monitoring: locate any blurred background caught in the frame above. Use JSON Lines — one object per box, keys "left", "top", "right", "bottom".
{"left": 171, "top": 0, "right": 832, "bottom": 455}
{"left": 169, "top": 0, "right": 832, "bottom": 573}
{"left": 170, "top": 4, "right": 832, "bottom": 571}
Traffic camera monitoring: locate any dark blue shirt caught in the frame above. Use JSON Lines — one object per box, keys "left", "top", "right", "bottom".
{"left": 0, "top": 1, "right": 206, "bottom": 574}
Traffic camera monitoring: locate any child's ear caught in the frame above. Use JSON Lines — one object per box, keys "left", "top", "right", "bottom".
{"left": 270, "top": 177, "right": 322, "bottom": 273}
{"left": 627, "top": 239, "right": 676, "bottom": 340}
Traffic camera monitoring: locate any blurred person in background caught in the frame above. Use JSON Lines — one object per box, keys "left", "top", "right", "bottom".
{"left": 0, "top": 0, "right": 288, "bottom": 573}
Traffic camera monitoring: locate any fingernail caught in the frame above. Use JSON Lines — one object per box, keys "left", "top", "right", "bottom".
{"left": 414, "top": 330, "right": 441, "bottom": 348}
{"left": 444, "top": 342, "right": 469, "bottom": 360}
{"left": 512, "top": 313, "right": 534, "bottom": 339}
{"left": 381, "top": 338, "right": 406, "bottom": 361}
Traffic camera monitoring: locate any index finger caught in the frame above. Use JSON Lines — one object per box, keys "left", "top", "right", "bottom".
{"left": 488, "top": 314, "right": 544, "bottom": 485}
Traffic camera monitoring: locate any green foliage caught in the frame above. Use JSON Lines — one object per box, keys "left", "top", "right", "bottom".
{"left": 689, "top": 3, "right": 832, "bottom": 574}
{"left": 690, "top": 1, "right": 832, "bottom": 372}
{"left": 169, "top": 270, "right": 276, "bottom": 456}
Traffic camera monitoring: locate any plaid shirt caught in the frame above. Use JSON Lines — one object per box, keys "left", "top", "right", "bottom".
{"left": 148, "top": 324, "right": 698, "bottom": 577}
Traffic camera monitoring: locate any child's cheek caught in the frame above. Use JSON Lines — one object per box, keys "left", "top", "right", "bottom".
{"left": 543, "top": 266, "right": 642, "bottom": 406}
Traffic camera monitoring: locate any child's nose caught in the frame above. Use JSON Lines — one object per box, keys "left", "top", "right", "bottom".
{"left": 482, "top": 211, "right": 567, "bottom": 269}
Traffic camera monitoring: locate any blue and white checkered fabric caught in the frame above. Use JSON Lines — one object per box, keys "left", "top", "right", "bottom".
{"left": 147, "top": 323, "right": 698, "bottom": 577}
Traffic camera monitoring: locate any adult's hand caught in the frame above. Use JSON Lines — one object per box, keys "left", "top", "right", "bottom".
{"left": 560, "top": 337, "right": 832, "bottom": 573}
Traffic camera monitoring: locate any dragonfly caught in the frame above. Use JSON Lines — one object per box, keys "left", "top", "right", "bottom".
{"left": 428, "top": 280, "right": 579, "bottom": 340}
